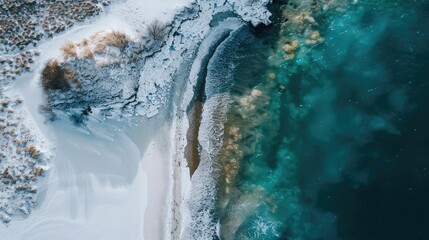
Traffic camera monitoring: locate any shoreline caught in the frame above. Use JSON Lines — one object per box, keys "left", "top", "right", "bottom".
{"left": 1, "top": 0, "right": 274, "bottom": 238}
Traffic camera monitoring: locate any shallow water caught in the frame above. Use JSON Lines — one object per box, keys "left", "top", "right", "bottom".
{"left": 215, "top": 0, "right": 429, "bottom": 239}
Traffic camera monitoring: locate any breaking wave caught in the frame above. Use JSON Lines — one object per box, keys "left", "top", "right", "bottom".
{"left": 182, "top": 24, "right": 254, "bottom": 239}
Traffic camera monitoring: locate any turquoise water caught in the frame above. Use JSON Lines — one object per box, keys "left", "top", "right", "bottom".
{"left": 216, "top": 0, "right": 429, "bottom": 239}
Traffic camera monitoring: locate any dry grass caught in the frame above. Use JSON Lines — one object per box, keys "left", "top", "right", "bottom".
{"left": 41, "top": 59, "right": 70, "bottom": 92}
{"left": 61, "top": 42, "right": 77, "bottom": 58}
{"left": 82, "top": 48, "right": 94, "bottom": 58}
{"left": 103, "top": 31, "right": 128, "bottom": 48}
{"left": 94, "top": 42, "right": 106, "bottom": 53}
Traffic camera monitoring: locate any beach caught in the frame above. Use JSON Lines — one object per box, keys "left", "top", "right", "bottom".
{"left": 0, "top": 0, "right": 273, "bottom": 238}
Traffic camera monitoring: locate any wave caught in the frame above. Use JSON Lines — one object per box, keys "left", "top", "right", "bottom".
{"left": 181, "top": 22, "right": 253, "bottom": 239}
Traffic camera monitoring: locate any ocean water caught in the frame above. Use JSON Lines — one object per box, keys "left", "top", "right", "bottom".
{"left": 215, "top": 0, "right": 429, "bottom": 239}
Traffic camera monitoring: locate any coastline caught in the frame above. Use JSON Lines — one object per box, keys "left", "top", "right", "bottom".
{"left": 1, "top": 0, "right": 273, "bottom": 238}
{"left": 1, "top": 0, "right": 426, "bottom": 239}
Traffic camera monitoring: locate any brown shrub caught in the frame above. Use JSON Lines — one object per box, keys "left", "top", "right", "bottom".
{"left": 103, "top": 31, "right": 128, "bottom": 47}
{"left": 35, "top": 166, "right": 44, "bottom": 176}
{"left": 94, "top": 43, "right": 106, "bottom": 53}
{"left": 26, "top": 145, "right": 40, "bottom": 159}
{"left": 61, "top": 42, "right": 77, "bottom": 58}
{"left": 41, "top": 59, "right": 70, "bottom": 91}
{"left": 146, "top": 19, "right": 166, "bottom": 40}
{"left": 82, "top": 48, "right": 94, "bottom": 58}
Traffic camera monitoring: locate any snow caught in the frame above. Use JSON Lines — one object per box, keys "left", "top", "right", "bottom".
{"left": 228, "top": 0, "right": 273, "bottom": 26}
{"left": 0, "top": 118, "right": 148, "bottom": 240}
{"left": 0, "top": 0, "right": 273, "bottom": 238}
{"left": 112, "top": 0, "right": 194, "bottom": 32}
{"left": 27, "top": 0, "right": 273, "bottom": 119}
{"left": 141, "top": 134, "right": 173, "bottom": 239}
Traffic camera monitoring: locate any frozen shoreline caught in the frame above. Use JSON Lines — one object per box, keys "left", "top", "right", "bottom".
{"left": 1, "top": 0, "right": 273, "bottom": 238}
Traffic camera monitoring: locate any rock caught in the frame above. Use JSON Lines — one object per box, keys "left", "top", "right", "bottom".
{"left": 282, "top": 40, "right": 299, "bottom": 52}
{"left": 251, "top": 89, "right": 263, "bottom": 97}
{"left": 311, "top": 30, "right": 320, "bottom": 40}
{"left": 267, "top": 72, "right": 276, "bottom": 80}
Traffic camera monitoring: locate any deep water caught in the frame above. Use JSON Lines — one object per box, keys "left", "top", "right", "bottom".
{"left": 216, "top": 0, "right": 429, "bottom": 239}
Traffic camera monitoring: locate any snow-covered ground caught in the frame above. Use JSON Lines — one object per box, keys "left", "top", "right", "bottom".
{"left": 1, "top": 1, "right": 190, "bottom": 238}
{"left": 0, "top": 0, "right": 272, "bottom": 239}
{"left": 0, "top": 117, "right": 146, "bottom": 240}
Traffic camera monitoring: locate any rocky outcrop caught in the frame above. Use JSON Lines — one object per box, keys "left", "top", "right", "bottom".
{"left": 40, "top": 0, "right": 273, "bottom": 120}
{"left": 41, "top": 30, "right": 160, "bottom": 119}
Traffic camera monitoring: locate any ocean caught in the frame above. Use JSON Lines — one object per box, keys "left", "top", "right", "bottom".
{"left": 213, "top": 0, "right": 429, "bottom": 239}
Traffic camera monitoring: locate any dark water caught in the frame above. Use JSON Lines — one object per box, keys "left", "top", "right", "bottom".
{"left": 216, "top": 0, "right": 429, "bottom": 239}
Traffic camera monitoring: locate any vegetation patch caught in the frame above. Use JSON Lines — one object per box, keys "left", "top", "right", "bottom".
{"left": 61, "top": 42, "right": 77, "bottom": 58}
{"left": 41, "top": 59, "right": 70, "bottom": 92}
{"left": 146, "top": 19, "right": 166, "bottom": 40}
{"left": 82, "top": 48, "right": 94, "bottom": 58}
{"left": 103, "top": 31, "right": 128, "bottom": 48}
{"left": 41, "top": 59, "right": 81, "bottom": 92}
